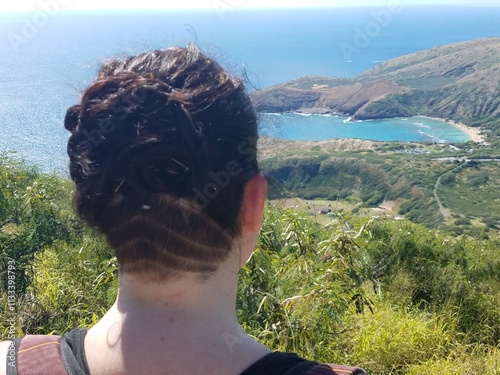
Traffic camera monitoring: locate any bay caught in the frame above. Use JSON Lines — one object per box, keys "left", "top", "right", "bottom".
{"left": 258, "top": 114, "right": 471, "bottom": 143}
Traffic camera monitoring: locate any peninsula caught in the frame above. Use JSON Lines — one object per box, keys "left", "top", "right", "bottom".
{"left": 251, "top": 38, "right": 500, "bottom": 141}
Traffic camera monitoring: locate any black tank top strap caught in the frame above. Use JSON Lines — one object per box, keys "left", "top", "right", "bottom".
{"left": 305, "top": 363, "right": 368, "bottom": 374}
{"left": 240, "top": 352, "right": 318, "bottom": 375}
{"left": 239, "top": 352, "right": 367, "bottom": 375}
{"left": 59, "top": 328, "right": 91, "bottom": 375}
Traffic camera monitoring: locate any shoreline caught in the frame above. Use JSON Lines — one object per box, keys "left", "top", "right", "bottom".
{"left": 418, "top": 116, "right": 485, "bottom": 143}
{"left": 269, "top": 111, "right": 487, "bottom": 143}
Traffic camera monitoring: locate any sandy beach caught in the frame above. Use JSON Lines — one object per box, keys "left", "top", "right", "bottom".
{"left": 420, "top": 116, "right": 485, "bottom": 143}
{"left": 447, "top": 120, "right": 485, "bottom": 143}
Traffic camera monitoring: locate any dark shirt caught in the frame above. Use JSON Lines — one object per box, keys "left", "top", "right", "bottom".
{"left": 10, "top": 329, "right": 317, "bottom": 375}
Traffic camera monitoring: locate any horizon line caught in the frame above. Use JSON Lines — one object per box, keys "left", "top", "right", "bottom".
{"left": 1, "top": 3, "right": 500, "bottom": 14}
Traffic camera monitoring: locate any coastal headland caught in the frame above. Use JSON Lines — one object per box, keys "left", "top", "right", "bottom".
{"left": 251, "top": 38, "right": 499, "bottom": 145}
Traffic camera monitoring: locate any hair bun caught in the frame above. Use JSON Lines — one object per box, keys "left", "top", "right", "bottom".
{"left": 69, "top": 76, "right": 209, "bottom": 198}
{"left": 64, "top": 105, "right": 81, "bottom": 133}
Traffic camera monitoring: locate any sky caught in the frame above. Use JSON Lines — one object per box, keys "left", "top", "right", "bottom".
{"left": 0, "top": 0, "right": 498, "bottom": 13}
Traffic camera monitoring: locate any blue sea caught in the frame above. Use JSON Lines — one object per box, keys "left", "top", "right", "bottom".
{"left": 0, "top": 6, "right": 499, "bottom": 172}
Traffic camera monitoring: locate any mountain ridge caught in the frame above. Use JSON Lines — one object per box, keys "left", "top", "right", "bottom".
{"left": 251, "top": 38, "right": 500, "bottom": 138}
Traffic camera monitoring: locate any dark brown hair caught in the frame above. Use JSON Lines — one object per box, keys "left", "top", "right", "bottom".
{"left": 65, "top": 45, "right": 259, "bottom": 281}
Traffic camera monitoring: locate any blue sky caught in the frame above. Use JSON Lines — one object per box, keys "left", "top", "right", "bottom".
{"left": 0, "top": 0, "right": 499, "bottom": 13}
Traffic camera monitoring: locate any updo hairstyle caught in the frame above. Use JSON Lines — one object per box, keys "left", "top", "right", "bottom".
{"left": 65, "top": 45, "right": 259, "bottom": 281}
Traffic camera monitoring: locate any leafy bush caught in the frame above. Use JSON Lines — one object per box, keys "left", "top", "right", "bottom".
{"left": 467, "top": 171, "right": 489, "bottom": 187}
{"left": 238, "top": 207, "right": 367, "bottom": 360}
{"left": 0, "top": 156, "right": 74, "bottom": 294}
{"left": 440, "top": 173, "right": 456, "bottom": 185}
{"left": 455, "top": 217, "right": 471, "bottom": 226}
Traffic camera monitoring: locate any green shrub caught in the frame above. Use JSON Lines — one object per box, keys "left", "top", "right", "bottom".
{"left": 350, "top": 304, "right": 454, "bottom": 374}
{"left": 455, "top": 217, "right": 472, "bottom": 226}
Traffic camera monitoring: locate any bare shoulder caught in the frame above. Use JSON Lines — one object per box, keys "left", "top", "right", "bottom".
{"left": 0, "top": 340, "right": 14, "bottom": 375}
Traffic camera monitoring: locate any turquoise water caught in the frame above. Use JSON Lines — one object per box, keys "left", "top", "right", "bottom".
{"left": 259, "top": 114, "right": 470, "bottom": 143}
{"left": 0, "top": 7, "right": 497, "bottom": 171}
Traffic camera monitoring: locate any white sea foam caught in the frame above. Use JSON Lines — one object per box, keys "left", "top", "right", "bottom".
{"left": 414, "top": 123, "right": 431, "bottom": 128}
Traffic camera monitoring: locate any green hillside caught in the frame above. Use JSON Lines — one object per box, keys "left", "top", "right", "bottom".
{"left": 1, "top": 157, "right": 500, "bottom": 374}
{"left": 258, "top": 138, "right": 500, "bottom": 234}
{"left": 251, "top": 38, "right": 500, "bottom": 142}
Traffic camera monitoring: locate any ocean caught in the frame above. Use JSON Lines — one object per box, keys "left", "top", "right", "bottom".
{"left": 0, "top": 6, "right": 499, "bottom": 172}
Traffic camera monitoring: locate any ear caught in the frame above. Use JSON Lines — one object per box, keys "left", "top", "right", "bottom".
{"left": 241, "top": 173, "right": 267, "bottom": 233}
{"left": 239, "top": 174, "right": 267, "bottom": 265}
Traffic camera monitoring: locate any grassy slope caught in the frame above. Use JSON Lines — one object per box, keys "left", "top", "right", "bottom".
{"left": 259, "top": 138, "right": 500, "bottom": 234}
{"left": 2, "top": 157, "right": 500, "bottom": 374}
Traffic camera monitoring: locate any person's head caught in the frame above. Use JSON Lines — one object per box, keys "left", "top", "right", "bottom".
{"left": 65, "top": 45, "right": 265, "bottom": 282}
